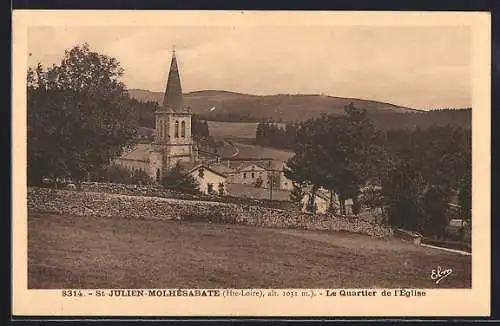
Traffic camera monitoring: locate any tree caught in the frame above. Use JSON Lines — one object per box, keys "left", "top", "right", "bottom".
{"left": 289, "top": 181, "right": 305, "bottom": 203}
{"left": 284, "top": 103, "right": 386, "bottom": 215}
{"left": 27, "top": 43, "right": 138, "bottom": 184}
{"left": 383, "top": 162, "right": 425, "bottom": 230}
{"left": 254, "top": 176, "right": 264, "bottom": 188}
{"left": 161, "top": 162, "right": 200, "bottom": 194}
{"left": 130, "top": 169, "right": 153, "bottom": 185}
{"left": 351, "top": 197, "right": 361, "bottom": 216}
{"left": 94, "top": 164, "right": 132, "bottom": 183}
{"left": 421, "top": 185, "right": 450, "bottom": 239}
{"left": 192, "top": 114, "right": 210, "bottom": 140}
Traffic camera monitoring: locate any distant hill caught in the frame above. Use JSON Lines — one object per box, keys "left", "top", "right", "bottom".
{"left": 127, "top": 89, "right": 419, "bottom": 122}
{"left": 127, "top": 89, "right": 471, "bottom": 132}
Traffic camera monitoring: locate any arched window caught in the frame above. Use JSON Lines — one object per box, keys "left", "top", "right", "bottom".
{"left": 159, "top": 120, "right": 163, "bottom": 139}
{"left": 175, "top": 120, "right": 179, "bottom": 138}
{"left": 181, "top": 120, "right": 186, "bottom": 138}
{"left": 156, "top": 168, "right": 161, "bottom": 183}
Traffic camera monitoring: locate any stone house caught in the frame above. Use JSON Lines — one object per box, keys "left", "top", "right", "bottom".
{"left": 187, "top": 164, "right": 228, "bottom": 195}
{"left": 301, "top": 187, "right": 354, "bottom": 215}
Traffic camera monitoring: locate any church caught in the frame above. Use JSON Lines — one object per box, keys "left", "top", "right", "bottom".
{"left": 112, "top": 48, "right": 292, "bottom": 195}
{"left": 113, "top": 49, "right": 198, "bottom": 183}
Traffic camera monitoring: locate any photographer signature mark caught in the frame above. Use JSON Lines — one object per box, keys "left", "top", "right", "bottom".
{"left": 430, "top": 266, "right": 453, "bottom": 284}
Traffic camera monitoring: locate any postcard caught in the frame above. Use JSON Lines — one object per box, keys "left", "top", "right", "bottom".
{"left": 12, "top": 10, "right": 491, "bottom": 317}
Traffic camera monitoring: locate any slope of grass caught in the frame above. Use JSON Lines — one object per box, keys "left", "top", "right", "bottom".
{"left": 128, "top": 89, "right": 415, "bottom": 122}
{"left": 29, "top": 212, "right": 471, "bottom": 289}
{"left": 207, "top": 121, "right": 258, "bottom": 139}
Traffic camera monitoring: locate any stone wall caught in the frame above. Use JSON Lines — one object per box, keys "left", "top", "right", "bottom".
{"left": 78, "top": 181, "right": 298, "bottom": 211}
{"left": 28, "top": 187, "right": 394, "bottom": 238}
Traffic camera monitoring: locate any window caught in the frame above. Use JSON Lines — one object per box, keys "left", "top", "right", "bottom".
{"left": 207, "top": 183, "right": 214, "bottom": 194}
{"left": 181, "top": 120, "right": 186, "bottom": 137}
{"left": 175, "top": 120, "right": 179, "bottom": 138}
{"left": 198, "top": 168, "right": 204, "bottom": 178}
{"left": 251, "top": 172, "right": 255, "bottom": 179}
{"left": 243, "top": 173, "right": 247, "bottom": 178}
{"left": 160, "top": 120, "right": 164, "bottom": 139}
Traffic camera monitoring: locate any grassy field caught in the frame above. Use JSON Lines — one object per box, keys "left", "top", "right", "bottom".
{"left": 231, "top": 142, "right": 294, "bottom": 161}
{"left": 207, "top": 121, "right": 258, "bottom": 139}
{"left": 29, "top": 212, "right": 471, "bottom": 289}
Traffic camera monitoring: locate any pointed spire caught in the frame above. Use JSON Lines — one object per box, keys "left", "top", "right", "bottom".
{"left": 162, "top": 47, "right": 183, "bottom": 111}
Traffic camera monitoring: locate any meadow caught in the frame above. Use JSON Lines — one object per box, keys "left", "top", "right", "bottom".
{"left": 207, "top": 121, "right": 258, "bottom": 139}
{"left": 29, "top": 212, "right": 471, "bottom": 289}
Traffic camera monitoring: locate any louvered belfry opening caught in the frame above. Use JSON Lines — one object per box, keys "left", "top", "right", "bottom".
{"left": 162, "top": 48, "right": 184, "bottom": 112}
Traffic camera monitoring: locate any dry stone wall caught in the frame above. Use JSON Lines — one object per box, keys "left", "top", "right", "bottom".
{"left": 79, "top": 182, "right": 298, "bottom": 211}
{"left": 28, "top": 187, "right": 393, "bottom": 238}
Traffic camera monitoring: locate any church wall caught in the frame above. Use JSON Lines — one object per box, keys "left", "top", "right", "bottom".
{"left": 167, "top": 115, "right": 192, "bottom": 145}
{"left": 168, "top": 144, "right": 192, "bottom": 158}
{"left": 113, "top": 158, "right": 149, "bottom": 173}
{"left": 149, "top": 152, "right": 163, "bottom": 182}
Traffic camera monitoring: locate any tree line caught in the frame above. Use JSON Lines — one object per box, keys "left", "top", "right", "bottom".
{"left": 283, "top": 104, "right": 471, "bottom": 239}
{"left": 256, "top": 109, "right": 471, "bottom": 149}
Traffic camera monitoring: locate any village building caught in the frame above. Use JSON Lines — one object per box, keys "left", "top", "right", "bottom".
{"left": 301, "top": 188, "right": 354, "bottom": 215}
{"left": 187, "top": 164, "right": 228, "bottom": 195}
{"left": 113, "top": 48, "right": 196, "bottom": 182}
{"left": 221, "top": 159, "right": 293, "bottom": 191}
{"left": 112, "top": 48, "right": 295, "bottom": 194}
{"left": 230, "top": 162, "right": 268, "bottom": 186}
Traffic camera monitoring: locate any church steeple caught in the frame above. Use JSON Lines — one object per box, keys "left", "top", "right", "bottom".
{"left": 162, "top": 47, "right": 184, "bottom": 112}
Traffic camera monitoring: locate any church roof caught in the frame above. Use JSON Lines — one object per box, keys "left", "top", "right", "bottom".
{"left": 118, "top": 143, "right": 151, "bottom": 162}
{"left": 162, "top": 49, "right": 184, "bottom": 112}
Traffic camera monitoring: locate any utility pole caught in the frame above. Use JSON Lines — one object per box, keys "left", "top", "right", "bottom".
{"left": 268, "top": 159, "right": 273, "bottom": 203}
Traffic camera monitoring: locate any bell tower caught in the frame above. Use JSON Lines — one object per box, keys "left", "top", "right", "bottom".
{"left": 149, "top": 47, "right": 193, "bottom": 182}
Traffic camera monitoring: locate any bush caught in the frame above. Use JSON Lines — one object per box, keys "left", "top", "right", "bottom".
{"left": 254, "top": 176, "right": 263, "bottom": 188}
{"left": 162, "top": 162, "right": 200, "bottom": 195}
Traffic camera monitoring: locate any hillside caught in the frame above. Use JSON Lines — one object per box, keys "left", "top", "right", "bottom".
{"left": 127, "top": 89, "right": 418, "bottom": 122}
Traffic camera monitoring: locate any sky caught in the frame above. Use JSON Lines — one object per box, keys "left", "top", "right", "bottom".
{"left": 27, "top": 25, "right": 471, "bottom": 109}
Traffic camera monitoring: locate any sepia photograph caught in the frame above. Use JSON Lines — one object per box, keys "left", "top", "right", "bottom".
{"left": 12, "top": 10, "right": 491, "bottom": 316}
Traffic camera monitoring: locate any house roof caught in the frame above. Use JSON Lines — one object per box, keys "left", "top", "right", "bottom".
{"left": 208, "top": 163, "right": 235, "bottom": 175}
{"left": 187, "top": 164, "right": 228, "bottom": 178}
{"left": 236, "top": 162, "right": 268, "bottom": 172}
{"left": 227, "top": 159, "right": 285, "bottom": 172}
